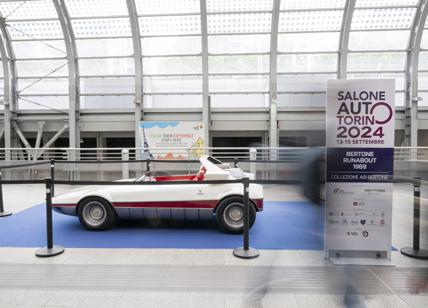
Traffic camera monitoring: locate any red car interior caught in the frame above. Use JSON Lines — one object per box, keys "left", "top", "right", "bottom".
{"left": 153, "top": 166, "right": 207, "bottom": 182}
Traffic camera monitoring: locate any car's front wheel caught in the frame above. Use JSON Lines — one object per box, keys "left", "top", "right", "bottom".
{"left": 216, "top": 196, "right": 256, "bottom": 233}
{"left": 77, "top": 197, "right": 117, "bottom": 231}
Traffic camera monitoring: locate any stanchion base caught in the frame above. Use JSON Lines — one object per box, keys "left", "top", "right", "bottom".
{"left": 233, "top": 247, "right": 260, "bottom": 259}
{"left": 0, "top": 211, "right": 12, "bottom": 217}
{"left": 400, "top": 247, "right": 428, "bottom": 259}
{"left": 35, "top": 246, "right": 65, "bottom": 258}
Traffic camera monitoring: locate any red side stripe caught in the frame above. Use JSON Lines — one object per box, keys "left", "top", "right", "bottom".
{"left": 52, "top": 199, "right": 264, "bottom": 210}
{"left": 112, "top": 200, "right": 217, "bottom": 209}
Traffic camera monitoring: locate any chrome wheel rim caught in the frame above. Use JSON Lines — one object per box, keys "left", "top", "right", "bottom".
{"left": 82, "top": 201, "right": 106, "bottom": 227}
{"left": 223, "top": 202, "right": 244, "bottom": 228}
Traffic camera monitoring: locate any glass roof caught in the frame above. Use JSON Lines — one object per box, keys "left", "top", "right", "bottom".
{"left": 0, "top": 0, "right": 425, "bottom": 110}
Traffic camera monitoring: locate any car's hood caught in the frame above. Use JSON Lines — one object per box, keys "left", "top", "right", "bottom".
{"left": 54, "top": 178, "right": 137, "bottom": 199}
{"left": 55, "top": 185, "right": 98, "bottom": 197}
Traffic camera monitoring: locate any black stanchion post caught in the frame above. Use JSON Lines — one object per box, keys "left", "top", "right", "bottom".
{"left": 35, "top": 177, "right": 65, "bottom": 257}
{"left": 0, "top": 170, "right": 12, "bottom": 217}
{"left": 50, "top": 159, "right": 55, "bottom": 197}
{"left": 401, "top": 177, "right": 428, "bottom": 259}
{"left": 234, "top": 158, "right": 238, "bottom": 168}
{"left": 147, "top": 159, "right": 151, "bottom": 172}
{"left": 233, "top": 177, "right": 259, "bottom": 259}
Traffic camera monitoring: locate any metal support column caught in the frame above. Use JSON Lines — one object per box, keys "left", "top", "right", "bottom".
{"left": 337, "top": 0, "right": 356, "bottom": 79}
{"left": 127, "top": 0, "right": 143, "bottom": 152}
{"left": 0, "top": 14, "right": 17, "bottom": 161}
{"left": 200, "top": 0, "right": 210, "bottom": 147}
{"left": 404, "top": 0, "right": 428, "bottom": 148}
{"left": 53, "top": 0, "right": 80, "bottom": 151}
{"left": 269, "top": 0, "right": 280, "bottom": 149}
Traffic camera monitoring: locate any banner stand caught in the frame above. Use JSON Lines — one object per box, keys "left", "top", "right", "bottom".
{"left": 329, "top": 251, "right": 393, "bottom": 266}
{"left": 325, "top": 79, "right": 395, "bottom": 266}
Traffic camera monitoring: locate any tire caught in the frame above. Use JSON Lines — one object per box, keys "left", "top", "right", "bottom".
{"left": 77, "top": 197, "right": 117, "bottom": 231}
{"left": 216, "top": 196, "right": 256, "bottom": 234}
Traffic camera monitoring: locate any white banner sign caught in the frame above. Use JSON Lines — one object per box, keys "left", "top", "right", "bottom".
{"left": 325, "top": 79, "right": 395, "bottom": 259}
{"left": 138, "top": 121, "right": 205, "bottom": 159}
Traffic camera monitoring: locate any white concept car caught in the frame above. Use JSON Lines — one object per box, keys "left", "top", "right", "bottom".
{"left": 52, "top": 156, "right": 263, "bottom": 233}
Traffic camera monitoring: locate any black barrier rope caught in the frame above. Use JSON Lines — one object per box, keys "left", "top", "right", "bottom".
{"left": 52, "top": 158, "right": 301, "bottom": 164}
{"left": 35, "top": 178, "right": 65, "bottom": 258}
{"left": 0, "top": 160, "right": 50, "bottom": 170}
{"left": 400, "top": 177, "right": 428, "bottom": 259}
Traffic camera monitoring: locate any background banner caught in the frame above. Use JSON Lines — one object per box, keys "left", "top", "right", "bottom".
{"left": 325, "top": 79, "right": 395, "bottom": 260}
{"left": 138, "top": 121, "right": 205, "bottom": 159}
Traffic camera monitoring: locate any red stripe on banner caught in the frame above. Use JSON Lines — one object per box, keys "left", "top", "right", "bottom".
{"left": 52, "top": 204, "right": 76, "bottom": 207}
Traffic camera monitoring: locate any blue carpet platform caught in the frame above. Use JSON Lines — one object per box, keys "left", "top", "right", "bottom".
{"left": 0, "top": 201, "right": 324, "bottom": 250}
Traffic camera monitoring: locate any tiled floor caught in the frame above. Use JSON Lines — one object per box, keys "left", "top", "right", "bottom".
{"left": 0, "top": 184, "right": 427, "bottom": 308}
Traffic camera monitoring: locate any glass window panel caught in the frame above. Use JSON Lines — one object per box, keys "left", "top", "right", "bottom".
{"left": 13, "top": 40, "right": 66, "bottom": 58}
{"left": 0, "top": 0, "right": 57, "bottom": 20}
{"left": 79, "top": 58, "right": 134, "bottom": 76}
{"left": 209, "top": 55, "right": 269, "bottom": 74}
{"left": 281, "top": 0, "right": 346, "bottom": 9}
{"left": 421, "top": 30, "right": 428, "bottom": 49}
{"left": 356, "top": 0, "right": 418, "bottom": 8}
{"left": 419, "top": 73, "right": 428, "bottom": 90}
{"left": 142, "top": 37, "right": 201, "bottom": 55}
{"left": 395, "top": 92, "right": 405, "bottom": 107}
{"left": 144, "top": 94, "right": 202, "bottom": 108}
{"left": 277, "top": 54, "right": 337, "bottom": 73}
{"left": 76, "top": 38, "right": 133, "bottom": 57}
{"left": 278, "top": 74, "right": 336, "bottom": 92}
{"left": 81, "top": 95, "right": 134, "bottom": 109}
{"left": 351, "top": 8, "right": 416, "bottom": 30}
{"left": 207, "top": 0, "right": 272, "bottom": 12}
{"left": 420, "top": 52, "right": 428, "bottom": 70}
{"left": 209, "top": 34, "right": 270, "bottom": 53}
{"left": 139, "top": 16, "right": 201, "bottom": 36}
{"left": 278, "top": 33, "right": 340, "bottom": 52}
{"left": 135, "top": 0, "right": 200, "bottom": 15}
{"left": 72, "top": 18, "right": 131, "bottom": 38}
{"left": 210, "top": 75, "right": 268, "bottom": 92}
{"left": 278, "top": 93, "right": 326, "bottom": 107}
{"left": 208, "top": 13, "right": 272, "bottom": 34}
{"left": 16, "top": 60, "right": 68, "bottom": 77}
{"left": 279, "top": 11, "right": 343, "bottom": 32}
{"left": 8, "top": 21, "right": 63, "bottom": 40}
{"left": 18, "top": 78, "right": 69, "bottom": 94}
{"left": 143, "top": 76, "right": 202, "bottom": 93}
{"left": 347, "top": 73, "right": 405, "bottom": 90}
{"left": 419, "top": 92, "right": 428, "bottom": 107}
{"left": 18, "top": 96, "right": 68, "bottom": 110}
{"left": 349, "top": 31, "right": 410, "bottom": 50}
{"left": 210, "top": 94, "right": 268, "bottom": 107}
{"left": 65, "top": 0, "right": 128, "bottom": 18}
{"left": 347, "top": 52, "right": 406, "bottom": 71}
{"left": 80, "top": 77, "right": 134, "bottom": 94}
{"left": 143, "top": 56, "right": 202, "bottom": 74}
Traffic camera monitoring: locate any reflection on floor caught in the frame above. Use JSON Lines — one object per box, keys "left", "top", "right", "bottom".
{"left": 0, "top": 184, "right": 427, "bottom": 308}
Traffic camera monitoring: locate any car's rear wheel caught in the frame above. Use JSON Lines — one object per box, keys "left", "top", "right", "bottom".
{"left": 78, "top": 197, "right": 117, "bottom": 231}
{"left": 216, "top": 196, "right": 256, "bottom": 233}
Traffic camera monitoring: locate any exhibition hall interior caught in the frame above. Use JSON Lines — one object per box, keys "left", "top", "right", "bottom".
{"left": 1, "top": 0, "right": 428, "bottom": 307}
